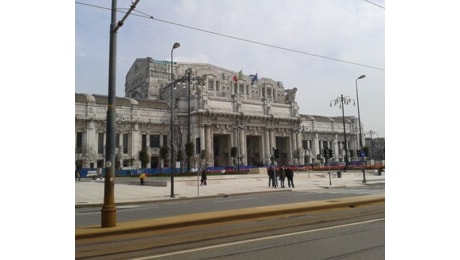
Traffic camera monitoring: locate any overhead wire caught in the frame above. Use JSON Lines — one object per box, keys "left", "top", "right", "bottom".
{"left": 75, "top": 1, "right": 384, "bottom": 71}
{"left": 364, "top": 0, "right": 385, "bottom": 9}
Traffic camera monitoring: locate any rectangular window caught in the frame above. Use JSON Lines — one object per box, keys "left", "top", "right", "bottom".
{"left": 98, "top": 133, "right": 104, "bottom": 154}
{"left": 162, "top": 135, "right": 168, "bottom": 147}
{"left": 142, "top": 134, "right": 147, "bottom": 149}
{"left": 123, "top": 133, "right": 128, "bottom": 154}
{"left": 207, "top": 79, "right": 214, "bottom": 90}
{"left": 195, "top": 137, "right": 201, "bottom": 154}
{"left": 76, "top": 132, "right": 83, "bottom": 153}
{"left": 116, "top": 133, "right": 120, "bottom": 148}
{"left": 150, "top": 134, "right": 160, "bottom": 148}
{"left": 302, "top": 140, "right": 308, "bottom": 150}
{"left": 216, "top": 81, "right": 220, "bottom": 92}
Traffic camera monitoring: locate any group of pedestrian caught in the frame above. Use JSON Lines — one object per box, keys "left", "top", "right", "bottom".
{"left": 267, "top": 165, "right": 294, "bottom": 188}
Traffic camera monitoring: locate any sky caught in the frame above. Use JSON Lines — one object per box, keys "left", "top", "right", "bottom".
{"left": 75, "top": 0, "right": 385, "bottom": 137}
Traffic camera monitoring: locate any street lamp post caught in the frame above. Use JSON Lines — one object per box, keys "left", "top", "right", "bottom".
{"left": 330, "top": 95, "right": 355, "bottom": 172}
{"left": 101, "top": 0, "right": 140, "bottom": 228}
{"left": 170, "top": 42, "right": 180, "bottom": 198}
{"left": 101, "top": 0, "right": 119, "bottom": 229}
{"left": 232, "top": 115, "right": 244, "bottom": 173}
{"left": 186, "top": 68, "right": 192, "bottom": 172}
{"left": 355, "top": 74, "right": 366, "bottom": 183}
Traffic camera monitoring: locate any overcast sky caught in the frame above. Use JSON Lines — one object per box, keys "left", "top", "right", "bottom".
{"left": 75, "top": 0, "right": 385, "bottom": 137}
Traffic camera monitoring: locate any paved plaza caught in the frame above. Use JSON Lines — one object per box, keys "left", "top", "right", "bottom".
{"left": 75, "top": 170, "right": 385, "bottom": 206}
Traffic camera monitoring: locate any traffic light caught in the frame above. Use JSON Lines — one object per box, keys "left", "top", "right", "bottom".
{"left": 322, "top": 149, "right": 327, "bottom": 158}
{"left": 274, "top": 149, "right": 280, "bottom": 158}
{"left": 328, "top": 148, "right": 334, "bottom": 159}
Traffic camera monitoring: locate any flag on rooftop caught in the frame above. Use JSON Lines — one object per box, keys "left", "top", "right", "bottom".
{"left": 238, "top": 70, "right": 243, "bottom": 80}
{"left": 250, "top": 73, "right": 258, "bottom": 85}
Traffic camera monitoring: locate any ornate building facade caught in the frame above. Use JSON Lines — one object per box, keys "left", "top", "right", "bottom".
{"left": 75, "top": 57, "right": 363, "bottom": 170}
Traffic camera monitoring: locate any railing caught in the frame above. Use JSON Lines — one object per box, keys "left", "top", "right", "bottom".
{"left": 77, "top": 162, "right": 384, "bottom": 178}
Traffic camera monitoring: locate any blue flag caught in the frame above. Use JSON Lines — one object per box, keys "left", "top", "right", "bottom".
{"left": 250, "top": 73, "right": 258, "bottom": 85}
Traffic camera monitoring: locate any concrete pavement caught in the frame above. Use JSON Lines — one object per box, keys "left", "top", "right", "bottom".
{"left": 75, "top": 170, "right": 384, "bottom": 207}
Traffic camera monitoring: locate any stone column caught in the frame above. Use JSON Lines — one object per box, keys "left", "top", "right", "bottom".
{"left": 264, "top": 127, "right": 270, "bottom": 163}
{"left": 289, "top": 131, "right": 295, "bottom": 164}
{"left": 86, "top": 120, "right": 96, "bottom": 168}
{"left": 205, "top": 124, "right": 213, "bottom": 166}
{"left": 199, "top": 124, "right": 205, "bottom": 149}
{"left": 313, "top": 133, "right": 319, "bottom": 160}
{"left": 333, "top": 134, "right": 338, "bottom": 162}
{"left": 239, "top": 127, "right": 245, "bottom": 165}
{"left": 297, "top": 131, "right": 302, "bottom": 152}
{"left": 131, "top": 123, "right": 139, "bottom": 166}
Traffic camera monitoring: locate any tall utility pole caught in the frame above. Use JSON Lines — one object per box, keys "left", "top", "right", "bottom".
{"left": 330, "top": 95, "right": 355, "bottom": 172}
{"left": 232, "top": 115, "right": 244, "bottom": 173}
{"left": 340, "top": 96, "right": 348, "bottom": 170}
{"left": 186, "top": 68, "right": 192, "bottom": 172}
{"left": 170, "top": 42, "right": 180, "bottom": 198}
{"left": 101, "top": 0, "right": 140, "bottom": 228}
{"left": 355, "top": 75, "right": 367, "bottom": 183}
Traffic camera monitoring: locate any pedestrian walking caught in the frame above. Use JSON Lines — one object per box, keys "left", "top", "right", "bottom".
{"left": 278, "top": 166, "right": 286, "bottom": 188}
{"left": 75, "top": 170, "right": 80, "bottom": 181}
{"left": 200, "top": 168, "right": 208, "bottom": 186}
{"left": 286, "top": 166, "right": 294, "bottom": 188}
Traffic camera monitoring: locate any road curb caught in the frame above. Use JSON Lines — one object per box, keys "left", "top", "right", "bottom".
{"left": 76, "top": 194, "right": 384, "bottom": 240}
{"left": 75, "top": 189, "right": 291, "bottom": 208}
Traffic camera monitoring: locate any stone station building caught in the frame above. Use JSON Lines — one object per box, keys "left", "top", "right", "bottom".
{"left": 75, "top": 57, "right": 362, "bottom": 170}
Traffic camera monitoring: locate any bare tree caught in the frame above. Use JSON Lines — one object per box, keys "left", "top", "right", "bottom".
{"left": 159, "top": 145, "right": 169, "bottom": 174}
{"left": 174, "top": 117, "right": 187, "bottom": 173}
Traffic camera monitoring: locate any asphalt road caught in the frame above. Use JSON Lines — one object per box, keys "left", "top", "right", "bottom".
{"left": 75, "top": 184, "right": 384, "bottom": 227}
{"left": 75, "top": 202, "right": 385, "bottom": 259}
{"left": 147, "top": 218, "right": 385, "bottom": 260}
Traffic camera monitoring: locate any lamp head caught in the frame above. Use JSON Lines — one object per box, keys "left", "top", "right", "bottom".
{"left": 172, "top": 42, "right": 181, "bottom": 49}
{"left": 358, "top": 74, "right": 366, "bottom": 80}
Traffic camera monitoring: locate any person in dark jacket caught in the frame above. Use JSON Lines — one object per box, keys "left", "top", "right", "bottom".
{"left": 200, "top": 168, "right": 208, "bottom": 186}
{"left": 286, "top": 166, "right": 295, "bottom": 188}
{"left": 278, "top": 166, "right": 286, "bottom": 188}
{"left": 267, "top": 166, "right": 276, "bottom": 188}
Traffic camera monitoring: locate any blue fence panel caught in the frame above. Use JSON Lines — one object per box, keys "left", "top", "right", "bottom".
{"left": 77, "top": 165, "right": 264, "bottom": 178}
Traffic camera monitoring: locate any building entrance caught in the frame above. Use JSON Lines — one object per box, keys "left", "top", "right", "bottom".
{"left": 275, "top": 137, "right": 290, "bottom": 165}
{"left": 246, "top": 135, "right": 262, "bottom": 166}
{"left": 213, "top": 134, "right": 231, "bottom": 167}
